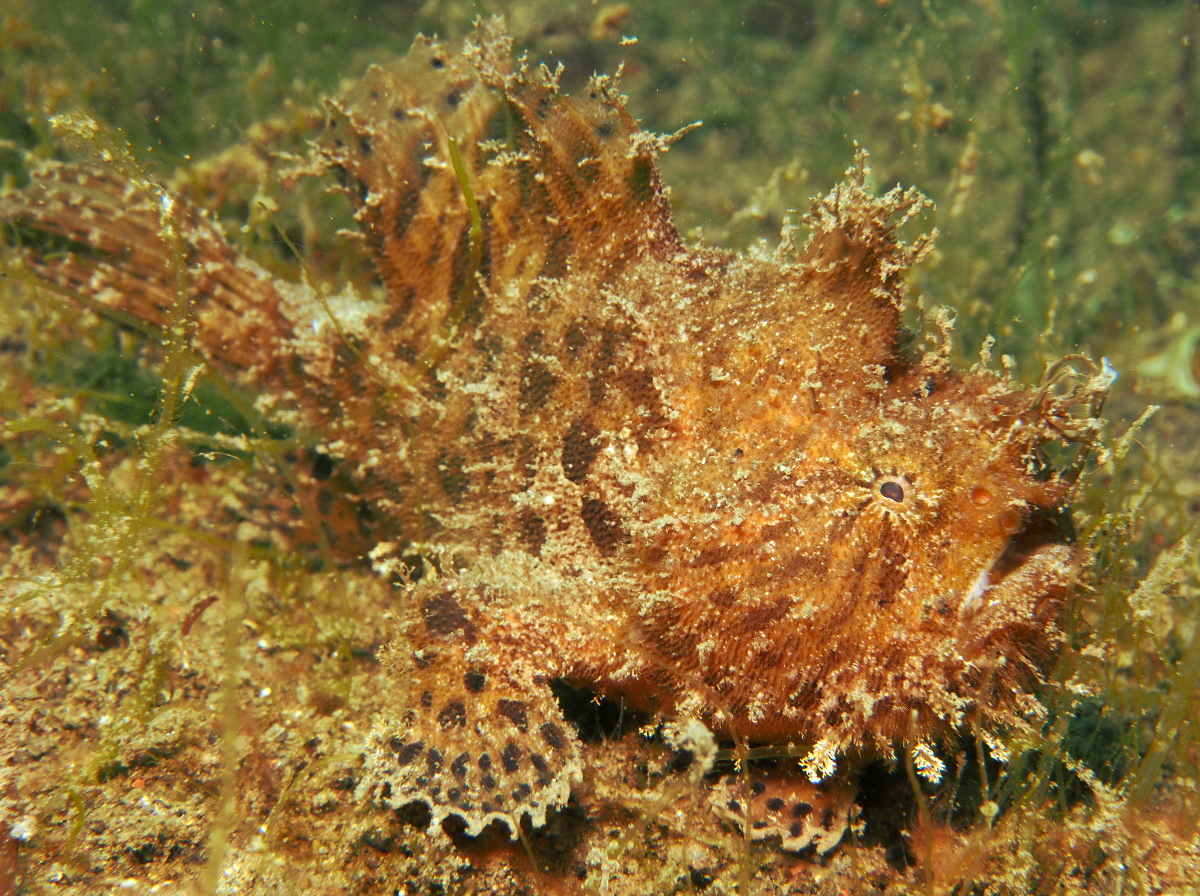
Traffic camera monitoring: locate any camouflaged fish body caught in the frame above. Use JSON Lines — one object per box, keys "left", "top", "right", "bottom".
{"left": 2, "top": 18, "right": 1093, "bottom": 838}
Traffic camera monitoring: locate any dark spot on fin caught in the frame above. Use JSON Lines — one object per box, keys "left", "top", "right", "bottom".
{"left": 437, "top": 700, "right": 467, "bottom": 728}
{"left": 519, "top": 359, "right": 558, "bottom": 412}
{"left": 498, "top": 699, "right": 530, "bottom": 732}
{"left": 539, "top": 722, "right": 565, "bottom": 751}
{"left": 501, "top": 741, "right": 521, "bottom": 773}
{"left": 581, "top": 494, "right": 626, "bottom": 556}
{"left": 562, "top": 419, "right": 601, "bottom": 483}
{"left": 464, "top": 671, "right": 487, "bottom": 692}
{"left": 421, "top": 591, "right": 476, "bottom": 641}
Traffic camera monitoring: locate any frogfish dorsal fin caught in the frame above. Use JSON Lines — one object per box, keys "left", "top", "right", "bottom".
{"left": 318, "top": 16, "right": 683, "bottom": 365}
{"left": 792, "top": 152, "right": 935, "bottom": 373}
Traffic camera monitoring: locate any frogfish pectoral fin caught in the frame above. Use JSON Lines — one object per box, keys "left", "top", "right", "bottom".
{"left": 359, "top": 583, "right": 582, "bottom": 837}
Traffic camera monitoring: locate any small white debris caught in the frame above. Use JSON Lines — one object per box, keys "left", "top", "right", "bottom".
{"left": 963, "top": 567, "right": 990, "bottom": 612}
{"left": 800, "top": 738, "right": 838, "bottom": 782}
{"left": 981, "top": 730, "right": 1011, "bottom": 763}
{"left": 911, "top": 742, "right": 945, "bottom": 785}
{"left": 663, "top": 718, "right": 717, "bottom": 779}
{"left": 1099, "top": 356, "right": 1119, "bottom": 388}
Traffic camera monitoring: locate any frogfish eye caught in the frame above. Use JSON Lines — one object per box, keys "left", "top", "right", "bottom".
{"left": 879, "top": 480, "right": 905, "bottom": 503}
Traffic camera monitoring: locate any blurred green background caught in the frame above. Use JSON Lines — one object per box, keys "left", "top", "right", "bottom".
{"left": 6, "top": 1, "right": 1200, "bottom": 388}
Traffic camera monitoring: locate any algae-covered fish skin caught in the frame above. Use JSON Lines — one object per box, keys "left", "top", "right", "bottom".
{"left": 0, "top": 16, "right": 1106, "bottom": 839}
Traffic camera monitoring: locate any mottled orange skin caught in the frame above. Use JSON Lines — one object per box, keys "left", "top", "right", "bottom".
{"left": 2, "top": 19, "right": 1087, "bottom": 838}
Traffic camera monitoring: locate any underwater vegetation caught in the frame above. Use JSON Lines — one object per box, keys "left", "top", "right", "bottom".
{"left": 1, "top": 1, "right": 1199, "bottom": 894}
